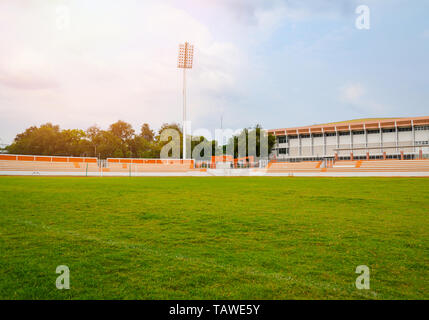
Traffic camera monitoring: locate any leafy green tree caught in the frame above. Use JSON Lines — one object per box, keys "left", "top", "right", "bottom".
{"left": 140, "top": 123, "right": 154, "bottom": 142}
{"left": 226, "top": 125, "right": 275, "bottom": 159}
{"left": 8, "top": 123, "right": 63, "bottom": 155}
{"left": 59, "top": 129, "right": 88, "bottom": 156}
{"left": 108, "top": 120, "right": 135, "bottom": 157}
{"left": 109, "top": 120, "right": 135, "bottom": 141}
{"left": 86, "top": 125, "right": 101, "bottom": 157}
{"left": 156, "top": 123, "right": 183, "bottom": 158}
{"left": 96, "top": 130, "right": 123, "bottom": 159}
{"left": 6, "top": 121, "right": 273, "bottom": 161}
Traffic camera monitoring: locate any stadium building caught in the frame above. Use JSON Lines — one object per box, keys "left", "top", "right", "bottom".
{"left": 269, "top": 116, "right": 429, "bottom": 161}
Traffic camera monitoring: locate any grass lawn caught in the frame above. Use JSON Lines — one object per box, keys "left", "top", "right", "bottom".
{"left": 0, "top": 176, "right": 427, "bottom": 299}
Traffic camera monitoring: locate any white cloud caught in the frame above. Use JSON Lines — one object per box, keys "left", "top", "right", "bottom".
{"left": 339, "top": 83, "right": 388, "bottom": 114}
{"left": 340, "top": 83, "right": 365, "bottom": 103}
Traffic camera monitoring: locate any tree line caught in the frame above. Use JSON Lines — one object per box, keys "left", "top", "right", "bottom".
{"left": 5, "top": 121, "right": 275, "bottom": 159}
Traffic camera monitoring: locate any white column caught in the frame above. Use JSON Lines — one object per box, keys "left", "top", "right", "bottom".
{"left": 395, "top": 121, "right": 398, "bottom": 154}
{"left": 182, "top": 68, "right": 187, "bottom": 160}
{"left": 322, "top": 128, "right": 326, "bottom": 156}
{"left": 349, "top": 125, "right": 353, "bottom": 152}
{"left": 364, "top": 124, "right": 368, "bottom": 154}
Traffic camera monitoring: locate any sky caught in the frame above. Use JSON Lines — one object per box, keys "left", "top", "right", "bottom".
{"left": 0, "top": 0, "right": 428, "bottom": 145}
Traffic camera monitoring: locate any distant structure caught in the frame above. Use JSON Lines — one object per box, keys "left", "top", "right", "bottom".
{"left": 177, "top": 42, "right": 194, "bottom": 159}
{"left": 269, "top": 116, "right": 429, "bottom": 161}
{"left": 0, "top": 138, "right": 7, "bottom": 154}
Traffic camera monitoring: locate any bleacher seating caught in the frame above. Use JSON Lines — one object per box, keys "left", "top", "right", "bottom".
{"left": 325, "top": 159, "right": 429, "bottom": 172}
{"left": 356, "top": 160, "right": 429, "bottom": 172}
{"left": 107, "top": 163, "right": 196, "bottom": 172}
{"left": 0, "top": 155, "right": 99, "bottom": 173}
{"left": 1, "top": 154, "right": 428, "bottom": 175}
{"left": 106, "top": 158, "right": 198, "bottom": 173}
{"left": 266, "top": 159, "right": 429, "bottom": 173}
{"left": 267, "top": 161, "right": 322, "bottom": 172}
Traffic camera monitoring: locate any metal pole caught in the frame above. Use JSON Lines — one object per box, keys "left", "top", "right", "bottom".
{"left": 183, "top": 67, "right": 187, "bottom": 160}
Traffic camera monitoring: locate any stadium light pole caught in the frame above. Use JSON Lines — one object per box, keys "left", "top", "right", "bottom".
{"left": 177, "top": 42, "right": 194, "bottom": 160}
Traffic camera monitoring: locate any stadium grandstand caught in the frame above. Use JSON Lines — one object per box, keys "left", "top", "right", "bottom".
{"left": 268, "top": 116, "right": 429, "bottom": 162}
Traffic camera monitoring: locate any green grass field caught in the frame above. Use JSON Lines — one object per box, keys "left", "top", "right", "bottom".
{"left": 0, "top": 176, "right": 428, "bottom": 299}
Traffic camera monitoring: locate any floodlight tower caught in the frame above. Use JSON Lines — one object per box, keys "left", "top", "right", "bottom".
{"left": 177, "top": 42, "right": 194, "bottom": 160}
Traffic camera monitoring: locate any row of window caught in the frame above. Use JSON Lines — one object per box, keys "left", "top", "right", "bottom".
{"left": 275, "top": 154, "right": 418, "bottom": 161}
{"left": 276, "top": 157, "right": 325, "bottom": 162}
{"left": 277, "top": 127, "right": 419, "bottom": 142}
{"left": 416, "top": 141, "right": 429, "bottom": 145}
{"left": 415, "top": 126, "right": 429, "bottom": 131}
{"left": 278, "top": 136, "right": 287, "bottom": 143}
{"left": 278, "top": 148, "right": 289, "bottom": 155}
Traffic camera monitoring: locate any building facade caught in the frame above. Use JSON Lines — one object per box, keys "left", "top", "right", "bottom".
{"left": 268, "top": 117, "right": 429, "bottom": 161}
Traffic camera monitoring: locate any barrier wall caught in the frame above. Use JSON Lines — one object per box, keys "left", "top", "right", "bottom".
{"left": 0, "top": 154, "right": 97, "bottom": 163}
{"left": 1, "top": 154, "right": 429, "bottom": 176}
{"left": 265, "top": 159, "right": 429, "bottom": 174}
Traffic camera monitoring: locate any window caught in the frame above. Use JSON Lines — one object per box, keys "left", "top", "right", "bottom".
{"left": 288, "top": 135, "right": 298, "bottom": 139}
{"left": 416, "top": 141, "right": 429, "bottom": 145}
{"left": 278, "top": 148, "right": 289, "bottom": 155}
{"left": 386, "top": 155, "right": 401, "bottom": 159}
{"left": 398, "top": 127, "right": 412, "bottom": 132}
{"left": 367, "top": 129, "right": 380, "bottom": 134}
{"left": 415, "top": 126, "right": 429, "bottom": 131}
{"left": 312, "top": 133, "right": 323, "bottom": 137}
{"left": 300, "top": 134, "right": 310, "bottom": 139}
{"left": 325, "top": 132, "right": 336, "bottom": 137}
{"left": 382, "top": 128, "right": 395, "bottom": 133}
{"left": 352, "top": 131, "right": 364, "bottom": 135}
{"left": 278, "top": 136, "right": 287, "bottom": 144}
{"left": 339, "top": 131, "right": 350, "bottom": 136}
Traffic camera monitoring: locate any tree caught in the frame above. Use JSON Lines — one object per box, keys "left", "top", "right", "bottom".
{"left": 96, "top": 130, "right": 123, "bottom": 159}
{"left": 59, "top": 129, "right": 88, "bottom": 156}
{"left": 7, "top": 123, "right": 63, "bottom": 155}
{"left": 156, "top": 123, "right": 183, "bottom": 158}
{"left": 109, "top": 120, "right": 135, "bottom": 141}
{"left": 5, "top": 121, "right": 274, "bottom": 161}
{"left": 226, "top": 125, "right": 275, "bottom": 159}
{"left": 140, "top": 123, "right": 154, "bottom": 142}
{"left": 86, "top": 125, "right": 101, "bottom": 157}
{"left": 130, "top": 136, "right": 158, "bottom": 158}
{"left": 108, "top": 120, "right": 135, "bottom": 158}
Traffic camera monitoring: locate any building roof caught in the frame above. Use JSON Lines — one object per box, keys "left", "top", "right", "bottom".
{"left": 268, "top": 116, "right": 429, "bottom": 135}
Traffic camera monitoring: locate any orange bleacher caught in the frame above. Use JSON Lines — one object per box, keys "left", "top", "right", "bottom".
{"left": 353, "top": 159, "right": 429, "bottom": 172}
{"left": 266, "top": 159, "right": 429, "bottom": 174}
{"left": 2, "top": 154, "right": 428, "bottom": 175}
{"left": 0, "top": 155, "right": 201, "bottom": 174}
{"left": 326, "top": 159, "right": 429, "bottom": 172}
{"left": 0, "top": 154, "right": 99, "bottom": 173}
{"left": 106, "top": 158, "right": 198, "bottom": 173}
{"left": 266, "top": 161, "right": 322, "bottom": 172}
